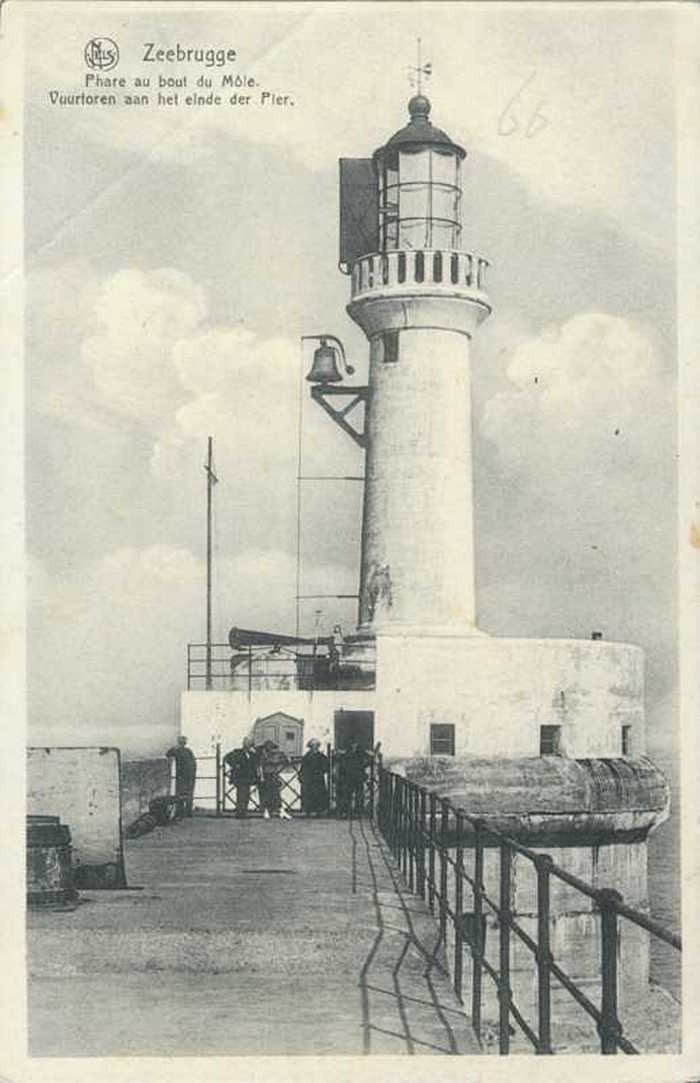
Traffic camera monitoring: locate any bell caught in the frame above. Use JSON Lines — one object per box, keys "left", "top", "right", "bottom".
{"left": 306, "top": 339, "right": 343, "bottom": 383}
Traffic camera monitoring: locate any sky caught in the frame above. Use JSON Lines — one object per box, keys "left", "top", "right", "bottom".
{"left": 24, "top": 3, "right": 679, "bottom": 757}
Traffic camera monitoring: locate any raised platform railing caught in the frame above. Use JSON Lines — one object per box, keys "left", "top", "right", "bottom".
{"left": 350, "top": 249, "right": 490, "bottom": 300}
{"left": 373, "top": 767, "right": 681, "bottom": 1056}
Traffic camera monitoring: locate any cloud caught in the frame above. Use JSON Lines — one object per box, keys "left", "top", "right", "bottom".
{"left": 81, "top": 268, "right": 208, "bottom": 422}
{"left": 476, "top": 310, "right": 676, "bottom": 706}
{"left": 71, "top": 268, "right": 355, "bottom": 484}
{"left": 480, "top": 311, "right": 671, "bottom": 492}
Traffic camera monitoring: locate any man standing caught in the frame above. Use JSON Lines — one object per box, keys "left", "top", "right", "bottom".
{"left": 165, "top": 735, "right": 197, "bottom": 817}
{"left": 223, "top": 736, "right": 259, "bottom": 819}
{"left": 336, "top": 741, "right": 370, "bottom": 818}
{"left": 258, "top": 740, "right": 292, "bottom": 820}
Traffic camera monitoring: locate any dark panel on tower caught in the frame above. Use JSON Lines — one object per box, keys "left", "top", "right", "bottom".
{"left": 339, "top": 158, "right": 378, "bottom": 271}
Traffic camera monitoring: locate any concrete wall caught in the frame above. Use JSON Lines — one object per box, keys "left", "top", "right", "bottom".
{"left": 375, "top": 635, "right": 645, "bottom": 759}
{"left": 181, "top": 688, "right": 376, "bottom": 757}
{"left": 120, "top": 758, "right": 171, "bottom": 827}
{"left": 27, "top": 747, "right": 127, "bottom": 888}
{"left": 181, "top": 688, "right": 376, "bottom": 804}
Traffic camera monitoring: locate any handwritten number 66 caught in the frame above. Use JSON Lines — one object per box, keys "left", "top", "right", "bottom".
{"left": 498, "top": 71, "right": 549, "bottom": 138}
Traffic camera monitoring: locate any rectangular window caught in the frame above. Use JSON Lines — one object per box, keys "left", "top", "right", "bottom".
{"left": 540, "top": 725, "right": 561, "bottom": 755}
{"left": 621, "top": 725, "right": 632, "bottom": 756}
{"left": 383, "top": 330, "right": 399, "bottom": 364}
{"left": 430, "top": 723, "right": 455, "bottom": 756}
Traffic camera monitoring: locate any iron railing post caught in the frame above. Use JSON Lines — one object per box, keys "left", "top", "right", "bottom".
{"left": 499, "top": 841, "right": 513, "bottom": 1055}
{"left": 598, "top": 888, "right": 623, "bottom": 1054}
{"left": 393, "top": 776, "right": 401, "bottom": 862}
{"left": 392, "top": 774, "right": 399, "bottom": 856}
{"left": 417, "top": 788, "right": 427, "bottom": 901}
{"left": 439, "top": 798, "right": 449, "bottom": 943}
{"left": 401, "top": 779, "right": 405, "bottom": 868}
{"left": 535, "top": 853, "right": 553, "bottom": 1054}
{"left": 407, "top": 784, "right": 416, "bottom": 892}
{"left": 327, "top": 744, "right": 334, "bottom": 814}
{"left": 404, "top": 782, "right": 410, "bottom": 878}
{"left": 454, "top": 810, "right": 465, "bottom": 1002}
{"left": 215, "top": 742, "right": 222, "bottom": 816}
{"left": 428, "top": 792, "right": 437, "bottom": 914}
{"left": 471, "top": 820, "right": 484, "bottom": 1041}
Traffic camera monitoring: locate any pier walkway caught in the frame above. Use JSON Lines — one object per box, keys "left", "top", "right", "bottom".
{"left": 28, "top": 814, "right": 481, "bottom": 1057}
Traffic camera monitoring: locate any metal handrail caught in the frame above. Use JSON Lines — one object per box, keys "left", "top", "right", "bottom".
{"left": 372, "top": 767, "right": 680, "bottom": 1056}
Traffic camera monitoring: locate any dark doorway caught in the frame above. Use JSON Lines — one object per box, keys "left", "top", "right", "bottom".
{"left": 334, "top": 709, "right": 374, "bottom": 752}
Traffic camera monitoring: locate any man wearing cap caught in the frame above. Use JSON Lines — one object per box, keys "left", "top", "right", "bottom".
{"left": 165, "top": 735, "right": 197, "bottom": 817}
{"left": 258, "top": 740, "right": 291, "bottom": 820}
{"left": 223, "top": 736, "right": 259, "bottom": 819}
{"left": 300, "top": 738, "right": 330, "bottom": 816}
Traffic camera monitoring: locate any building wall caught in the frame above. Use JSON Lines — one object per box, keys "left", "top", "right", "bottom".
{"left": 181, "top": 688, "right": 377, "bottom": 804}
{"left": 181, "top": 688, "right": 376, "bottom": 757}
{"left": 27, "top": 746, "right": 127, "bottom": 888}
{"left": 375, "top": 635, "right": 645, "bottom": 760}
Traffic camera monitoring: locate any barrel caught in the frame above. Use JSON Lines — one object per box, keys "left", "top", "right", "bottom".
{"left": 27, "top": 815, "right": 79, "bottom": 908}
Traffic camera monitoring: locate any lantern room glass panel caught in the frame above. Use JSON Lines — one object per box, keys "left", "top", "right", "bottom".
{"left": 378, "top": 147, "right": 462, "bottom": 252}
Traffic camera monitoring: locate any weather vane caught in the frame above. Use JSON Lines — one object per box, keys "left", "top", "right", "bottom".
{"left": 407, "top": 37, "right": 432, "bottom": 95}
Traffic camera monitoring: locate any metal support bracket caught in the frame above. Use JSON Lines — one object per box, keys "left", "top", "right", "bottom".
{"left": 310, "top": 384, "right": 368, "bottom": 448}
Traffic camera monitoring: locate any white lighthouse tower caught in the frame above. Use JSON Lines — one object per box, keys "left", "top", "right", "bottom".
{"left": 348, "top": 93, "right": 490, "bottom": 640}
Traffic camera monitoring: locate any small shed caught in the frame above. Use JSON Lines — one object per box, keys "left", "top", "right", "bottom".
{"left": 252, "top": 712, "right": 304, "bottom": 756}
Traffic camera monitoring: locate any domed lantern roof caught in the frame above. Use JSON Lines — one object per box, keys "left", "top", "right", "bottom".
{"left": 373, "top": 95, "right": 466, "bottom": 163}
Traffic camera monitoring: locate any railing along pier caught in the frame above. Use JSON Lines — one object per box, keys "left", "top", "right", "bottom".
{"left": 371, "top": 767, "right": 681, "bottom": 1056}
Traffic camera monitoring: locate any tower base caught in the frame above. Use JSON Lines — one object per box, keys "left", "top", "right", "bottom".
{"left": 374, "top": 632, "right": 645, "bottom": 760}
{"left": 391, "top": 754, "right": 669, "bottom": 1023}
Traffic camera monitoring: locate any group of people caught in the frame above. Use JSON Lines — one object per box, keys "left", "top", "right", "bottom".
{"left": 166, "top": 733, "right": 374, "bottom": 820}
{"left": 224, "top": 736, "right": 372, "bottom": 820}
{"left": 224, "top": 736, "right": 294, "bottom": 820}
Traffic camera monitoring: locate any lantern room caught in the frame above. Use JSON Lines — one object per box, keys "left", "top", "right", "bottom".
{"left": 339, "top": 94, "right": 466, "bottom": 271}
{"left": 374, "top": 94, "right": 465, "bottom": 252}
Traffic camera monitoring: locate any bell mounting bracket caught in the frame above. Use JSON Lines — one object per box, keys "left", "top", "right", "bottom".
{"left": 310, "top": 384, "right": 368, "bottom": 448}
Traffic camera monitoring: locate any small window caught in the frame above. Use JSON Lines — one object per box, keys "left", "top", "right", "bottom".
{"left": 433, "top": 252, "right": 443, "bottom": 283}
{"left": 540, "top": 725, "right": 561, "bottom": 756}
{"left": 397, "top": 252, "right": 406, "bottom": 283}
{"left": 382, "top": 330, "right": 399, "bottom": 364}
{"left": 285, "top": 731, "right": 296, "bottom": 743}
{"left": 430, "top": 723, "right": 455, "bottom": 756}
{"left": 621, "top": 725, "right": 632, "bottom": 756}
{"left": 415, "top": 251, "right": 425, "bottom": 283}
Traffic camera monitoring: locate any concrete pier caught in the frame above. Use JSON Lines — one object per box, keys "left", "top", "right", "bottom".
{"left": 27, "top": 816, "right": 480, "bottom": 1057}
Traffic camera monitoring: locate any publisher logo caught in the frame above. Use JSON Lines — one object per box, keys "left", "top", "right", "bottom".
{"left": 84, "top": 38, "right": 120, "bottom": 71}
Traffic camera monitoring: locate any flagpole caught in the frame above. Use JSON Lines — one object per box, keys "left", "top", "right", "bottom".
{"left": 205, "top": 435, "right": 213, "bottom": 690}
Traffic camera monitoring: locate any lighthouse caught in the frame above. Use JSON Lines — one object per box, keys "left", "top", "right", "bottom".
{"left": 309, "top": 92, "right": 491, "bottom": 678}
{"left": 304, "top": 86, "right": 670, "bottom": 1017}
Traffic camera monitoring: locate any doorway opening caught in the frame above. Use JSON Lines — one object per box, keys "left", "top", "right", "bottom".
{"left": 334, "top": 709, "right": 374, "bottom": 752}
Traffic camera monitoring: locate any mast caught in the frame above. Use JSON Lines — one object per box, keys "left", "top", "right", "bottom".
{"left": 204, "top": 436, "right": 218, "bottom": 689}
